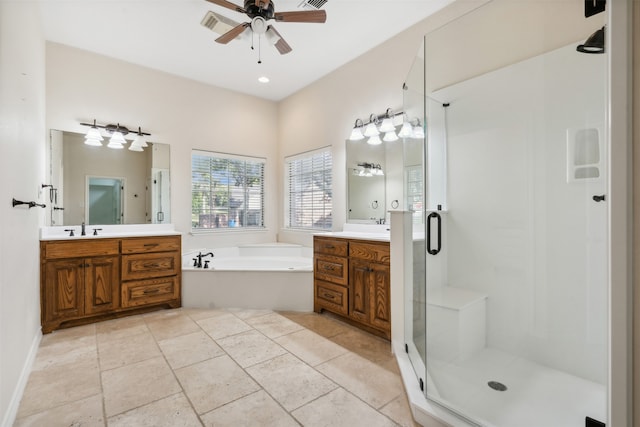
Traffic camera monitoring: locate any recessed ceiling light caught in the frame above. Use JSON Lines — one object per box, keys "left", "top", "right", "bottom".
{"left": 258, "top": 76, "right": 270, "bottom": 83}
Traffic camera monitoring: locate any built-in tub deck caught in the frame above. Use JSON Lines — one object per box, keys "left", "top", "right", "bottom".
{"left": 182, "top": 243, "right": 313, "bottom": 311}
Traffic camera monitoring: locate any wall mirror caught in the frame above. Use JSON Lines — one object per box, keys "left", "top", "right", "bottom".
{"left": 47, "top": 129, "right": 171, "bottom": 226}
{"left": 346, "top": 138, "right": 387, "bottom": 223}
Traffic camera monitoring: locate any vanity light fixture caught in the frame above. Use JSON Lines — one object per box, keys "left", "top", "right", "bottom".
{"left": 83, "top": 120, "right": 104, "bottom": 146}
{"left": 379, "top": 109, "right": 396, "bottom": 133}
{"left": 383, "top": 131, "right": 398, "bottom": 142}
{"left": 349, "top": 108, "right": 408, "bottom": 144}
{"left": 80, "top": 120, "right": 151, "bottom": 151}
{"left": 367, "top": 134, "right": 382, "bottom": 145}
{"left": 412, "top": 119, "right": 425, "bottom": 139}
{"left": 398, "top": 114, "right": 413, "bottom": 138}
{"left": 348, "top": 119, "right": 365, "bottom": 141}
{"left": 356, "top": 162, "right": 384, "bottom": 177}
{"left": 363, "top": 114, "right": 380, "bottom": 137}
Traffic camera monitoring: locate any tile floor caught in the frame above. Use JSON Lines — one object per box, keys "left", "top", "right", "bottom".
{"left": 15, "top": 308, "right": 419, "bottom": 427}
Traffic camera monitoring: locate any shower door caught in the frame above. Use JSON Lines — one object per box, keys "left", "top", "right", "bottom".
{"left": 416, "top": 3, "right": 609, "bottom": 426}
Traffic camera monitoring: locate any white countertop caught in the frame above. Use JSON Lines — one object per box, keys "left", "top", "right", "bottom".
{"left": 40, "top": 224, "right": 180, "bottom": 241}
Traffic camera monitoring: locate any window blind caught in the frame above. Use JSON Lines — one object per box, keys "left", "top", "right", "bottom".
{"left": 285, "top": 148, "right": 332, "bottom": 230}
{"left": 191, "top": 150, "right": 265, "bottom": 230}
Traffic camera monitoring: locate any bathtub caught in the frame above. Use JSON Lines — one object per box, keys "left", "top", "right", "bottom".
{"left": 181, "top": 243, "right": 313, "bottom": 311}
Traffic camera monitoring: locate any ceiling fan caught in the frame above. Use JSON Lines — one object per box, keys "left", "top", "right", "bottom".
{"left": 205, "top": 0, "right": 326, "bottom": 57}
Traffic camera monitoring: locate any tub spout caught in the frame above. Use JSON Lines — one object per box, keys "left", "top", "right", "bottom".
{"left": 196, "top": 252, "right": 215, "bottom": 268}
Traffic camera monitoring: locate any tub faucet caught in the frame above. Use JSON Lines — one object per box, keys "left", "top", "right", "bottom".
{"left": 196, "top": 252, "right": 215, "bottom": 268}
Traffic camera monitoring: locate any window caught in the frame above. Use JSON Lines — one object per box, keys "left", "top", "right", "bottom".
{"left": 285, "top": 147, "right": 332, "bottom": 230}
{"left": 191, "top": 150, "right": 265, "bottom": 230}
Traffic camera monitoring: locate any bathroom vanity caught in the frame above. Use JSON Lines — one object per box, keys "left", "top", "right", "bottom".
{"left": 40, "top": 230, "right": 181, "bottom": 333}
{"left": 313, "top": 234, "right": 391, "bottom": 339}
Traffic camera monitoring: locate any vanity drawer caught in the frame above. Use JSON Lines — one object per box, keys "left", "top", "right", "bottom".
{"left": 349, "top": 241, "right": 390, "bottom": 264}
{"left": 314, "top": 254, "right": 348, "bottom": 285}
{"left": 121, "top": 252, "right": 179, "bottom": 280}
{"left": 121, "top": 236, "right": 181, "bottom": 254}
{"left": 121, "top": 276, "right": 180, "bottom": 308}
{"left": 314, "top": 280, "right": 348, "bottom": 316}
{"left": 42, "top": 239, "right": 120, "bottom": 259}
{"left": 314, "top": 237, "right": 348, "bottom": 257}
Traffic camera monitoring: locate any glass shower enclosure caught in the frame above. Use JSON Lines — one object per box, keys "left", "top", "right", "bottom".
{"left": 403, "top": 2, "right": 608, "bottom": 426}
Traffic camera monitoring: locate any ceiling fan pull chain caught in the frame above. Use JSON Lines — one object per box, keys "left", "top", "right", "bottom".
{"left": 257, "top": 34, "right": 262, "bottom": 64}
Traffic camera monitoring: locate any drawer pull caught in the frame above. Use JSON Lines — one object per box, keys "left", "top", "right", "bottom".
{"left": 143, "top": 243, "right": 159, "bottom": 248}
{"left": 324, "top": 245, "right": 335, "bottom": 249}
{"left": 323, "top": 293, "right": 335, "bottom": 300}
{"left": 144, "top": 263, "right": 160, "bottom": 269}
{"left": 323, "top": 265, "right": 335, "bottom": 271}
{"left": 143, "top": 288, "right": 161, "bottom": 295}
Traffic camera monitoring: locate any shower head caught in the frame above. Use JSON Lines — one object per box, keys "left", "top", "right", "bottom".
{"left": 577, "top": 26, "right": 605, "bottom": 54}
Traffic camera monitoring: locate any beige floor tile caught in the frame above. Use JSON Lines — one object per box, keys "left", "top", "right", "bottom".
{"left": 197, "top": 312, "right": 252, "bottom": 340}
{"left": 142, "top": 308, "right": 183, "bottom": 321}
{"left": 15, "top": 393, "right": 104, "bottom": 427}
{"left": 291, "top": 387, "right": 397, "bottom": 427}
{"left": 40, "top": 323, "right": 96, "bottom": 346}
{"left": 275, "top": 329, "right": 348, "bottom": 367}
{"left": 216, "top": 329, "right": 287, "bottom": 368}
{"left": 98, "top": 330, "right": 160, "bottom": 370}
{"left": 102, "top": 356, "right": 181, "bottom": 417}
{"left": 329, "top": 327, "right": 394, "bottom": 367}
{"left": 200, "top": 390, "right": 299, "bottom": 427}
{"left": 175, "top": 355, "right": 260, "bottom": 414}
{"left": 158, "top": 330, "right": 224, "bottom": 369}
{"left": 246, "top": 353, "right": 338, "bottom": 411}
{"left": 32, "top": 335, "right": 97, "bottom": 371}
{"left": 145, "top": 314, "right": 201, "bottom": 341}
{"left": 278, "top": 311, "right": 355, "bottom": 338}
{"left": 17, "top": 357, "right": 101, "bottom": 418}
{"left": 227, "top": 308, "right": 274, "bottom": 320}
{"left": 181, "top": 307, "right": 228, "bottom": 321}
{"left": 379, "top": 393, "right": 421, "bottom": 427}
{"left": 96, "top": 315, "right": 149, "bottom": 344}
{"left": 245, "top": 312, "right": 305, "bottom": 338}
{"left": 316, "top": 352, "right": 403, "bottom": 409}
{"left": 107, "top": 392, "right": 201, "bottom": 427}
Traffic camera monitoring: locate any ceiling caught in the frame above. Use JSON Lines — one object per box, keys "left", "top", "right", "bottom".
{"left": 37, "top": 0, "right": 452, "bottom": 101}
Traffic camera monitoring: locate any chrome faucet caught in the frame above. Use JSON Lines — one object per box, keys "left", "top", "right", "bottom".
{"left": 81, "top": 222, "right": 86, "bottom": 236}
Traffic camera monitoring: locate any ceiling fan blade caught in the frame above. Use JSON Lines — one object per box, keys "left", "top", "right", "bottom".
{"left": 254, "top": 0, "right": 271, "bottom": 9}
{"left": 267, "top": 26, "right": 292, "bottom": 54}
{"left": 215, "top": 22, "right": 249, "bottom": 44}
{"left": 274, "top": 10, "right": 326, "bottom": 23}
{"left": 205, "top": 0, "right": 245, "bottom": 14}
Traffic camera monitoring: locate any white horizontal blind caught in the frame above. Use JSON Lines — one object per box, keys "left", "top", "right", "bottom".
{"left": 192, "top": 150, "right": 265, "bottom": 230}
{"left": 285, "top": 148, "right": 332, "bottom": 230}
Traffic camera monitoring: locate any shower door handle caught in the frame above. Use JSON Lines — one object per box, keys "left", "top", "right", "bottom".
{"left": 592, "top": 195, "right": 605, "bottom": 202}
{"left": 427, "top": 212, "right": 442, "bottom": 255}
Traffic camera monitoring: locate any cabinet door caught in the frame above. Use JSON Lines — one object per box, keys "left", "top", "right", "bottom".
{"left": 84, "top": 255, "right": 120, "bottom": 315}
{"left": 369, "top": 262, "right": 391, "bottom": 331}
{"left": 349, "top": 259, "right": 370, "bottom": 324}
{"left": 44, "top": 259, "right": 84, "bottom": 321}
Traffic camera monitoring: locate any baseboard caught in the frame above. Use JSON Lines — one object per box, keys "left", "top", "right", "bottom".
{"left": 1, "top": 329, "right": 42, "bottom": 427}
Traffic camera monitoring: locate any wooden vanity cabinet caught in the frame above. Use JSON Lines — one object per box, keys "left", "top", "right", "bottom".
{"left": 120, "top": 236, "right": 181, "bottom": 308}
{"left": 41, "top": 235, "right": 181, "bottom": 333}
{"left": 313, "top": 236, "right": 391, "bottom": 339}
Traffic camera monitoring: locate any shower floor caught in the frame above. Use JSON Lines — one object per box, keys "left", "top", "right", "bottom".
{"left": 427, "top": 347, "right": 606, "bottom": 427}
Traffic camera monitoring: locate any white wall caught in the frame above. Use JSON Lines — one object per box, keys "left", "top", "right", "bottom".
{"left": 0, "top": 3, "right": 46, "bottom": 426}
{"left": 46, "top": 42, "right": 280, "bottom": 251}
